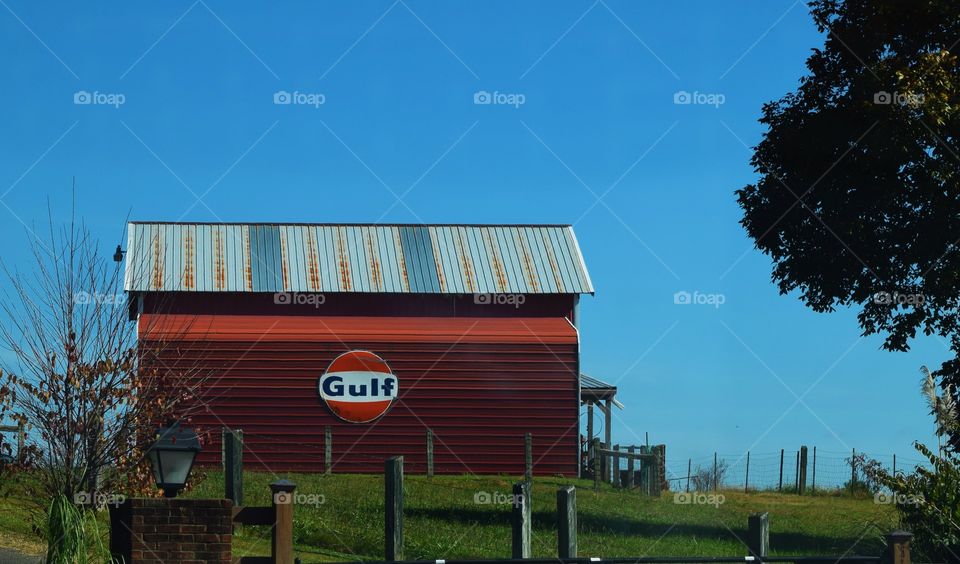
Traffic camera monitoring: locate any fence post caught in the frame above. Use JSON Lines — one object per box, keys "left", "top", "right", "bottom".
{"left": 592, "top": 438, "right": 601, "bottom": 491}
{"left": 812, "top": 446, "right": 817, "bottom": 492}
{"left": 652, "top": 445, "right": 665, "bottom": 496}
{"left": 884, "top": 530, "right": 912, "bottom": 564}
{"left": 385, "top": 456, "right": 404, "bottom": 561}
{"left": 270, "top": 479, "right": 296, "bottom": 564}
{"left": 713, "top": 452, "right": 718, "bottom": 491}
{"left": 851, "top": 447, "right": 857, "bottom": 485}
{"left": 612, "top": 445, "right": 621, "bottom": 488}
{"left": 525, "top": 433, "right": 533, "bottom": 483}
{"left": 426, "top": 429, "right": 434, "bottom": 478}
{"left": 892, "top": 453, "right": 896, "bottom": 478}
{"left": 795, "top": 451, "right": 800, "bottom": 491}
{"left": 686, "top": 458, "right": 691, "bottom": 493}
{"left": 744, "top": 451, "right": 750, "bottom": 494}
{"left": 747, "top": 512, "right": 769, "bottom": 559}
{"left": 557, "top": 486, "right": 577, "bottom": 558}
{"left": 511, "top": 481, "right": 531, "bottom": 558}
{"left": 222, "top": 428, "right": 243, "bottom": 506}
{"left": 325, "top": 426, "right": 332, "bottom": 475}
{"left": 627, "top": 446, "right": 635, "bottom": 488}
{"left": 799, "top": 446, "right": 808, "bottom": 495}
{"left": 778, "top": 449, "right": 784, "bottom": 492}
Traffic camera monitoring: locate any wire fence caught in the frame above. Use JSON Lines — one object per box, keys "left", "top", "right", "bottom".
{"left": 660, "top": 449, "right": 930, "bottom": 492}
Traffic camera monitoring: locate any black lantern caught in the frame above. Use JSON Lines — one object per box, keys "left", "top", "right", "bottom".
{"left": 147, "top": 423, "right": 201, "bottom": 498}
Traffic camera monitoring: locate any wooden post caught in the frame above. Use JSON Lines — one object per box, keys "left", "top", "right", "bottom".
{"left": 511, "top": 481, "right": 531, "bottom": 558}
{"left": 385, "top": 456, "right": 404, "bottom": 561}
{"left": 713, "top": 452, "right": 718, "bottom": 491}
{"left": 851, "top": 447, "right": 857, "bottom": 485}
{"left": 592, "top": 438, "right": 601, "bottom": 491}
{"left": 686, "top": 458, "right": 691, "bottom": 493}
{"left": 747, "top": 512, "right": 769, "bottom": 558}
{"left": 652, "top": 445, "right": 665, "bottom": 496}
{"left": 524, "top": 433, "right": 533, "bottom": 483}
{"left": 885, "top": 530, "right": 912, "bottom": 564}
{"left": 557, "top": 486, "right": 577, "bottom": 558}
{"left": 778, "top": 449, "right": 784, "bottom": 492}
{"left": 603, "top": 399, "right": 612, "bottom": 481}
{"left": 586, "top": 402, "right": 594, "bottom": 445}
{"left": 626, "top": 446, "right": 635, "bottom": 488}
{"left": 612, "top": 445, "right": 621, "bottom": 488}
{"left": 426, "top": 429, "right": 434, "bottom": 478}
{"left": 795, "top": 451, "right": 800, "bottom": 491}
{"left": 222, "top": 428, "right": 243, "bottom": 506}
{"left": 812, "top": 446, "right": 817, "bottom": 492}
{"left": 744, "top": 451, "right": 750, "bottom": 494}
{"left": 270, "top": 479, "right": 296, "bottom": 564}
{"left": 892, "top": 453, "right": 896, "bottom": 477}
{"left": 325, "top": 426, "right": 332, "bottom": 475}
{"left": 798, "top": 446, "right": 808, "bottom": 495}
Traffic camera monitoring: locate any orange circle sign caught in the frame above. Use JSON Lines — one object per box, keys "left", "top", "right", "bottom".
{"left": 318, "top": 350, "right": 397, "bottom": 423}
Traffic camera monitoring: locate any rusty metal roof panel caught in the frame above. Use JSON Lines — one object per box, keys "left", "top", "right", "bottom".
{"left": 124, "top": 223, "right": 593, "bottom": 294}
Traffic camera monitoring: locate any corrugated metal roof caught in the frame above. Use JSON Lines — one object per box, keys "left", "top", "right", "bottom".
{"left": 124, "top": 223, "right": 594, "bottom": 294}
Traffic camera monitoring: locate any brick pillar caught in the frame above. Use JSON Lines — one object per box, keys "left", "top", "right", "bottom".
{"left": 110, "top": 498, "right": 232, "bottom": 563}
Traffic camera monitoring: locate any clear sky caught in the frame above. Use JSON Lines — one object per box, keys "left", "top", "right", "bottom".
{"left": 0, "top": 1, "right": 944, "bottom": 475}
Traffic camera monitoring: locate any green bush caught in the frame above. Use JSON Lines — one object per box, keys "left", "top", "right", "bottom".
{"left": 864, "top": 443, "right": 960, "bottom": 562}
{"left": 43, "top": 495, "right": 108, "bottom": 564}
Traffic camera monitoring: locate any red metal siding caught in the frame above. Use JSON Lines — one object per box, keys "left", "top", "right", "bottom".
{"left": 139, "top": 315, "right": 579, "bottom": 476}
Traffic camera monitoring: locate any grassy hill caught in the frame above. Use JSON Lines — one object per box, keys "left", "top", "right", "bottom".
{"left": 182, "top": 471, "right": 898, "bottom": 562}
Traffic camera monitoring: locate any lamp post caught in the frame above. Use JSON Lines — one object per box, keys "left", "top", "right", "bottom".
{"left": 147, "top": 423, "right": 201, "bottom": 498}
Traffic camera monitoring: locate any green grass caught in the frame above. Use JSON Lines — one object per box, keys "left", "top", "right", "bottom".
{"left": 184, "top": 471, "right": 898, "bottom": 562}
{"left": 0, "top": 470, "right": 898, "bottom": 561}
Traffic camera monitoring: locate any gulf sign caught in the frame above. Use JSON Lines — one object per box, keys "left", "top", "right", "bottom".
{"left": 318, "top": 350, "right": 397, "bottom": 423}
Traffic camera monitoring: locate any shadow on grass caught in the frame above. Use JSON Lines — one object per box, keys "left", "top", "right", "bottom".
{"left": 404, "top": 507, "right": 885, "bottom": 555}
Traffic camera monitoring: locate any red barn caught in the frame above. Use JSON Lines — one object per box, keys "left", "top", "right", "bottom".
{"left": 124, "top": 223, "right": 594, "bottom": 476}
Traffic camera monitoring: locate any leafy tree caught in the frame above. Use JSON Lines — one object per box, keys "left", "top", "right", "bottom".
{"left": 736, "top": 0, "right": 960, "bottom": 444}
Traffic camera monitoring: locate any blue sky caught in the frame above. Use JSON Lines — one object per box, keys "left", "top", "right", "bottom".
{"left": 0, "top": 1, "right": 944, "bottom": 473}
